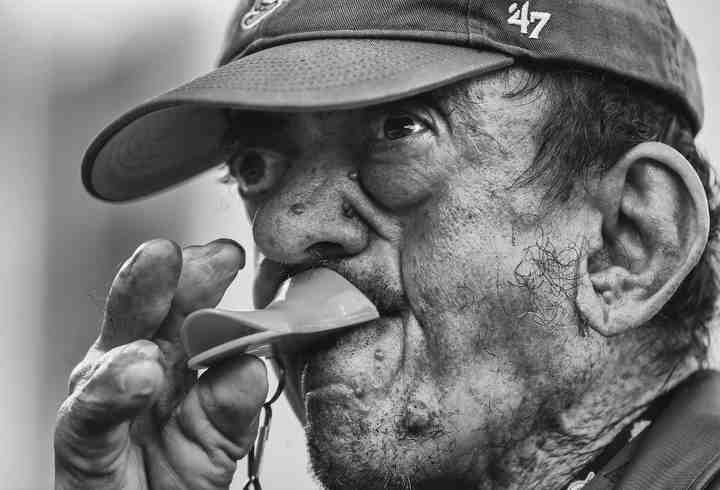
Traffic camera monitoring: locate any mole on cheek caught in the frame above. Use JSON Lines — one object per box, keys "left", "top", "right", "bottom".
{"left": 401, "top": 398, "right": 439, "bottom": 436}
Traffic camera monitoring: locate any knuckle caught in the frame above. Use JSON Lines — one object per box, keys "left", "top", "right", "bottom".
{"left": 54, "top": 391, "right": 115, "bottom": 451}
{"left": 54, "top": 416, "right": 126, "bottom": 488}
{"left": 193, "top": 467, "right": 235, "bottom": 490}
{"left": 124, "top": 339, "right": 163, "bottom": 360}
{"left": 68, "top": 345, "right": 106, "bottom": 394}
{"left": 54, "top": 404, "right": 92, "bottom": 463}
{"left": 68, "top": 362, "right": 96, "bottom": 394}
{"left": 73, "top": 380, "right": 119, "bottom": 419}
{"left": 200, "top": 357, "right": 268, "bottom": 415}
{"left": 204, "top": 445, "right": 237, "bottom": 481}
{"left": 53, "top": 398, "right": 75, "bottom": 443}
{"left": 86, "top": 343, "right": 164, "bottom": 398}
{"left": 207, "top": 456, "right": 237, "bottom": 486}
{"left": 67, "top": 362, "right": 159, "bottom": 433}
{"left": 198, "top": 376, "right": 234, "bottom": 416}
{"left": 98, "top": 340, "right": 162, "bottom": 374}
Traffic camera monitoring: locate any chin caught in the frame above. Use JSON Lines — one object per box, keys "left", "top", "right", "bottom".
{"left": 305, "top": 414, "right": 430, "bottom": 490}
{"left": 295, "top": 311, "right": 493, "bottom": 489}
{"left": 302, "top": 372, "right": 475, "bottom": 490}
{"left": 297, "top": 314, "right": 418, "bottom": 489}
{"left": 306, "top": 416, "right": 479, "bottom": 490}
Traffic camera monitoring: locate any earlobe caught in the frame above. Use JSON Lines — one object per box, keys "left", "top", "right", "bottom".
{"left": 576, "top": 142, "right": 710, "bottom": 336}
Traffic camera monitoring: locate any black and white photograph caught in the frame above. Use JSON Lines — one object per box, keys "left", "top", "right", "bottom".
{"left": 3, "top": 1, "right": 720, "bottom": 489}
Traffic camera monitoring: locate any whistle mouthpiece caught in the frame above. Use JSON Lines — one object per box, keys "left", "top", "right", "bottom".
{"left": 181, "top": 268, "right": 379, "bottom": 369}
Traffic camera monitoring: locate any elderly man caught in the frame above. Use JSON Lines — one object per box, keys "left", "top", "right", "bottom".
{"left": 54, "top": 1, "right": 720, "bottom": 489}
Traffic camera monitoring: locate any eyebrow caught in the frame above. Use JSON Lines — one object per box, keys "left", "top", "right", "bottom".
{"left": 371, "top": 89, "right": 453, "bottom": 121}
{"left": 222, "top": 109, "right": 296, "bottom": 152}
{"left": 222, "top": 87, "right": 456, "bottom": 145}
{"left": 414, "top": 90, "right": 454, "bottom": 121}
{"left": 225, "top": 109, "right": 291, "bottom": 133}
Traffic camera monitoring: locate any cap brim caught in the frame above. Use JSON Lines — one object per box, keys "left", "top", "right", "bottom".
{"left": 83, "top": 38, "right": 513, "bottom": 202}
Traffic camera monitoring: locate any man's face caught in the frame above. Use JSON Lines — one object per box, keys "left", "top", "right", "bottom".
{"left": 233, "top": 69, "right": 609, "bottom": 489}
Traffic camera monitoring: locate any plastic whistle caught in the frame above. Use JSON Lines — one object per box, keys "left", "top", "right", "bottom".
{"left": 181, "top": 268, "right": 380, "bottom": 369}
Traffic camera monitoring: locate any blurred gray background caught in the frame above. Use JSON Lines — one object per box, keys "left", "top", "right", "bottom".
{"left": 0, "top": 1, "right": 718, "bottom": 489}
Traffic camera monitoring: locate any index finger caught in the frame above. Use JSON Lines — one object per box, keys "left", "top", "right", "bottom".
{"left": 96, "top": 239, "right": 182, "bottom": 351}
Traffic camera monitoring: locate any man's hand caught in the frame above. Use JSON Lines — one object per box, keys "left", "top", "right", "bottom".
{"left": 54, "top": 239, "right": 268, "bottom": 490}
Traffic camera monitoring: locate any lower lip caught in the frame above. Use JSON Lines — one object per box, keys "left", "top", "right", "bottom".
{"left": 301, "top": 312, "right": 406, "bottom": 403}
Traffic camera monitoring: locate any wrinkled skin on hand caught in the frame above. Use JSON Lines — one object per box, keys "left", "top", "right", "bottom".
{"left": 54, "top": 239, "right": 268, "bottom": 490}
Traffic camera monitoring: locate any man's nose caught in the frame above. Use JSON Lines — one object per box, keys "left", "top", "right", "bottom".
{"left": 252, "top": 159, "right": 368, "bottom": 264}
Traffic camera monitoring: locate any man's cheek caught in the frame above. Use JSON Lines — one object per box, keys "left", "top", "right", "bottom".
{"left": 401, "top": 215, "right": 499, "bottom": 314}
{"left": 400, "top": 221, "right": 523, "bottom": 354}
{"left": 399, "top": 209, "right": 590, "bottom": 398}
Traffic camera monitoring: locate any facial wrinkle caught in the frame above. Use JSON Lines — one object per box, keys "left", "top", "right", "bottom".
{"left": 399, "top": 248, "right": 445, "bottom": 379}
{"left": 343, "top": 185, "right": 403, "bottom": 243}
{"left": 396, "top": 310, "right": 440, "bottom": 437}
{"left": 469, "top": 127, "right": 512, "bottom": 164}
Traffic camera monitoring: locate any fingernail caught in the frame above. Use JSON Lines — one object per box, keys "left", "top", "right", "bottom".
{"left": 208, "top": 240, "right": 245, "bottom": 270}
{"left": 121, "top": 247, "right": 143, "bottom": 273}
{"left": 127, "top": 239, "right": 181, "bottom": 272}
{"left": 206, "top": 238, "right": 244, "bottom": 255}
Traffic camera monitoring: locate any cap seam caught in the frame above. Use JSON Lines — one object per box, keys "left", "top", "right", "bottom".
{"left": 224, "top": 28, "right": 473, "bottom": 64}
{"left": 465, "top": 0, "right": 471, "bottom": 45}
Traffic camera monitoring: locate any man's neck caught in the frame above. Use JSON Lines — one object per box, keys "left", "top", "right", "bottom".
{"left": 500, "top": 359, "right": 698, "bottom": 489}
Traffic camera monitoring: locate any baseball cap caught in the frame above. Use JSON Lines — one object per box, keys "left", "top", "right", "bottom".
{"left": 82, "top": 0, "right": 704, "bottom": 202}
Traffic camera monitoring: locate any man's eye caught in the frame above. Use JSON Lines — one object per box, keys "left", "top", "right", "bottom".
{"left": 227, "top": 149, "right": 285, "bottom": 196}
{"left": 381, "top": 114, "right": 428, "bottom": 140}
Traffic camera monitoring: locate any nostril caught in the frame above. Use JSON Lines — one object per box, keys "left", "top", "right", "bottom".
{"left": 305, "top": 242, "right": 347, "bottom": 260}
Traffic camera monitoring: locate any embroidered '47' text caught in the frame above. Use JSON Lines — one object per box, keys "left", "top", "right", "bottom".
{"left": 507, "top": 1, "right": 551, "bottom": 39}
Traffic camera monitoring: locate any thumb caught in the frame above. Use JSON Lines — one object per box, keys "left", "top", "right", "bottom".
{"left": 54, "top": 340, "right": 165, "bottom": 487}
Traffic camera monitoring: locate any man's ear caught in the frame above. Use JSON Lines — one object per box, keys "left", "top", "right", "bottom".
{"left": 576, "top": 142, "right": 710, "bottom": 336}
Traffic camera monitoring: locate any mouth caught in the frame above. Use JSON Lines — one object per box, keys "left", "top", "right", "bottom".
{"left": 254, "top": 257, "right": 410, "bottom": 402}
{"left": 300, "top": 309, "right": 408, "bottom": 411}
{"left": 254, "top": 257, "right": 408, "bottom": 316}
